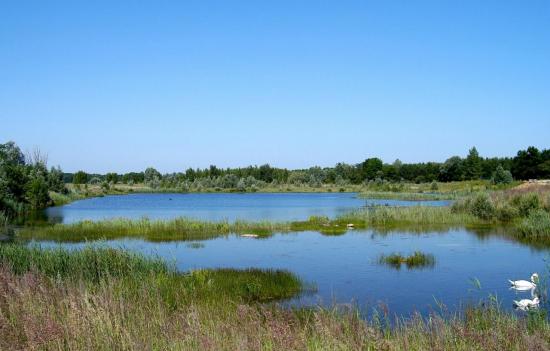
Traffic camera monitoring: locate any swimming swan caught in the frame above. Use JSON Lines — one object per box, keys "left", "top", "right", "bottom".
{"left": 509, "top": 273, "right": 538, "bottom": 290}
{"left": 513, "top": 297, "right": 540, "bottom": 311}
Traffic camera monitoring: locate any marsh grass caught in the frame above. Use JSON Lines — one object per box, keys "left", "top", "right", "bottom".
{"left": 360, "top": 191, "right": 458, "bottom": 201}
{"left": 1, "top": 262, "right": 548, "bottom": 350}
{"left": 0, "top": 244, "right": 306, "bottom": 304}
{"left": 16, "top": 207, "right": 490, "bottom": 243}
{"left": 378, "top": 251, "right": 436, "bottom": 269}
{"left": 0, "top": 244, "right": 170, "bottom": 282}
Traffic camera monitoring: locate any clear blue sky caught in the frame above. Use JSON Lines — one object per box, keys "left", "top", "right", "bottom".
{"left": 1, "top": 1, "right": 549, "bottom": 173}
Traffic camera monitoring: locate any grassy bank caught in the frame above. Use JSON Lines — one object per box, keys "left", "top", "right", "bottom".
{"left": 0, "top": 245, "right": 548, "bottom": 350}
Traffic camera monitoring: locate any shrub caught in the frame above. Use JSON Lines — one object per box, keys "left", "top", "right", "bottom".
{"left": 469, "top": 193, "right": 495, "bottom": 220}
{"left": 511, "top": 193, "right": 541, "bottom": 217}
{"left": 430, "top": 181, "right": 439, "bottom": 191}
{"left": 492, "top": 165, "right": 513, "bottom": 184}
{"left": 495, "top": 204, "right": 518, "bottom": 222}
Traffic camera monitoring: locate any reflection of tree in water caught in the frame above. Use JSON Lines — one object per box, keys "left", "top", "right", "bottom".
{"left": 367, "top": 225, "right": 550, "bottom": 251}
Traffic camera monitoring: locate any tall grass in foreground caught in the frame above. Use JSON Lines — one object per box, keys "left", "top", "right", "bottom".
{"left": 0, "top": 261, "right": 548, "bottom": 350}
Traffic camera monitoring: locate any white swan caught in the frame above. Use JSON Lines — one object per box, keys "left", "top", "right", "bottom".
{"left": 509, "top": 273, "right": 538, "bottom": 290}
{"left": 513, "top": 297, "right": 540, "bottom": 311}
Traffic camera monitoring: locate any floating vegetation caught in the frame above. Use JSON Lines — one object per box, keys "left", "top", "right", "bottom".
{"left": 378, "top": 251, "right": 436, "bottom": 269}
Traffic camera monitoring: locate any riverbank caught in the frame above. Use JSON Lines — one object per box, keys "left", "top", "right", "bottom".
{"left": 0, "top": 245, "right": 548, "bottom": 350}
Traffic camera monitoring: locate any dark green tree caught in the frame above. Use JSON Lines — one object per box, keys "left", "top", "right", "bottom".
{"left": 105, "top": 172, "right": 118, "bottom": 183}
{"left": 439, "top": 156, "right": 464, "bottom": 182}
{"left": 464, "top": 147, "right": 482, "bottom": 180}
{"left": 360, "top": 158, "right": 383, "bottom": 181}
{"left": 511, "top": 146, "right": 542, "bottom": 180}
{"left": 73, "top": 170, "right": 88, "bottom": 184}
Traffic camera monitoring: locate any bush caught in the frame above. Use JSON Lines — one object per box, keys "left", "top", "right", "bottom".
{"left": 492, "top": 165, "right": 513, "bottom": 184}
{"left": 495, "top": 204, "right": 518, "bottom": 222}
{"left": 511, "top": 193, "right": 541, "bottom": 217}
{"left": 430, "top": 181, "right": 439, "bottom": 191}
{"left": 469, "top": 193, "right": 495, "bottom": 220}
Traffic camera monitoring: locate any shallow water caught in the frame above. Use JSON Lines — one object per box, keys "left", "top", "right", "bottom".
{"left": 44, "top": 192, "right": 450, "bottom": 223}
{"left": 33, "top": 227, "right": 549, "bottom": 317}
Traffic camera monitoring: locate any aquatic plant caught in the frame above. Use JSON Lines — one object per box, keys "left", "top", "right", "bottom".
{"left": 517, "top": 210, "right": 550, "bottom": 239}
{"left": 378, "top": 251, "right": 435, "bottom": 269}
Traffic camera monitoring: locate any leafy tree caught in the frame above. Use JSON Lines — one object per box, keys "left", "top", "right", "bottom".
{"left": 144, "top": 167, "right": 161, "bottom": 183}
{"left": 48, "top": 166, "right": 66, "bottom": 193}
{"left": 105, "top": 172, "right": 118, "bottom": 184}
{"left": 25, "top": 169, "right": 50, "bottom": 209}
{"left": 512, "top": 146, "right": 542, "bottom": 180}
{"left": 360, "top": 158, "right": 383, "bottom": 180}
{"left": 73, "top": 171, "right": 88, "bottom": 184}
{"left": 439, "top": 156, "right": 464, "bottom": 182}
{"left": 492, "top": 165, "right": 513, "bottom": 184}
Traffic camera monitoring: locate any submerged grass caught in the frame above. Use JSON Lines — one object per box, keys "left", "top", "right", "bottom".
{"left": 0, "top": 245, "right": 548, "bottom": 350}
{"left": 378, "top": 251, "right": 436, "bottom": 269}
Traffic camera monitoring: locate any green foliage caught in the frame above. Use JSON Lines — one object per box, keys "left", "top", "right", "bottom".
{"left": 0, "top": 244, "right": 170, "bottom": 282}
{"left": 492, "top": 165, "right": 513, "bottom": 184}
{"left": 73, "top": 170, "right": 88, "bottom": 184}
{"left": 105, "top": 172, "right": 118, "bottom": 183}
{"left": 511, "top": 193, "right": 541, "bottom": 217}
{"left": 495, "top": 204, "right": 518, "bottom": 222}
{"left": 469, "top": 193, "right": 495, "bottom": 220}
{"left": 512, "top": 146, "right": 550, "bottom": 180}
{"left": 517, "top": 209, "right": 550, "bottom": 239}
{"left": 464, "top": 147, "right": 482, "bottom": 180}
{"left": 0, "top": 141, "right": 63, "bottom": 216}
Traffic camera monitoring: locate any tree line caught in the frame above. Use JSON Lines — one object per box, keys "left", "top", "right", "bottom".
{"left": 2, "top": 140, "right": 549, "bottom": 218}
{"left": 67, "top": 146, "right": 550, "bottom": 188}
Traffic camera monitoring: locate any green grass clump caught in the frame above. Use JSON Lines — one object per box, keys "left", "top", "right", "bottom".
{"left": 0, "top": 244, "right": 306, "bottom": 304}
{"left": 0, "top": 244, "right": 169, "bottom": 282}
{"left": 517, "top": 210, "right": 550, "bottom": 240}
{"left": 378, "top": 251, "right": 435, "bottom": 269}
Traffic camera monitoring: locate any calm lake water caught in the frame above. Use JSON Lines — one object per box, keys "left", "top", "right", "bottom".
{"left": 44, "top": 192, "right": 451, "bottom": 223}
{"left": 33, "top": 227, "right": 548, "bottom": 317}
{"left": 34, "top": 193, "right": 548, "bottom": 317}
